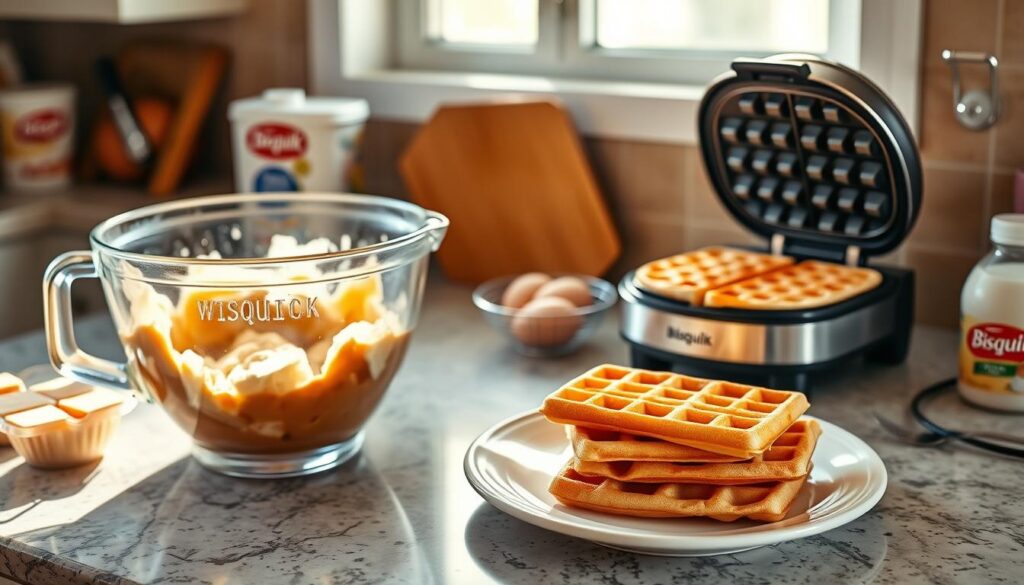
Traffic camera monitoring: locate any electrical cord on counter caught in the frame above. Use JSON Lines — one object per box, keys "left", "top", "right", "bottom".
{"left": 910, "top": 378, "right": 1024, "bottom": 459}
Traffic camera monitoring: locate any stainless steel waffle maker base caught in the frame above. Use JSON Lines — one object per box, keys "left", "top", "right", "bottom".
{"left": 621, "top": 55, "right": 923, "bottom": 393}
{"left": 620, "top": 260, "right": 914, "bottom": 392}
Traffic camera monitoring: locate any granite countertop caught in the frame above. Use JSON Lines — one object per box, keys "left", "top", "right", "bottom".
{"left": 0, "top": 278, "right": 1020, "bottom": 584}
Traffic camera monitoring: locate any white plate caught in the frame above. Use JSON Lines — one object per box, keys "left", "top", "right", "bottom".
{"left": 464, "top": 411, "right": 887, "bottom": 556}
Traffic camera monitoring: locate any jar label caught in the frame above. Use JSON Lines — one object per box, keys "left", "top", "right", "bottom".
{"left": 246, "top": 123, "right": 307, "bottom": 160}
{"left": 960, "top": 317, "right": 1024, "bottom": 393}
{"left": 16, "top": 108, "right": 69, "bottom": 143}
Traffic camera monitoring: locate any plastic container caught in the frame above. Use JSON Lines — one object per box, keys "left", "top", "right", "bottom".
{"left": 5, "top": 404, "right": 121, "bottom": 470}
{"left": 228, "top": 88, "right": 369, "bottom": 193}
{"left": 0, "top": 83, "right": 75, "bottom": 191}
{"left": 43, "top": 193, "right": 448, "bottom": 478}
{"left": 473, "top": 275, "right": 617, "bottom": 357}
{"left": 959, "top": 214, "right": 1024, "bottom": 411}
{"left": 0, "top": 367, "right": 132, "bottom": 469}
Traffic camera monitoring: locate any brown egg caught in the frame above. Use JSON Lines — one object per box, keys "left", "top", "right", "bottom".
{"left": 501, "top": 272, "right": 552, "bottom": 308}
{"left": 510, "top": 296, "right": 582, "bottom": 347}
{"left": 533, "top": 276, "right": 592, "bottom": 307}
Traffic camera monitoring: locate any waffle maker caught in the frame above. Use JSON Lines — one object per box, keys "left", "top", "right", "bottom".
{"left": 619, "top": 55, "right": 922, "bottom": 392}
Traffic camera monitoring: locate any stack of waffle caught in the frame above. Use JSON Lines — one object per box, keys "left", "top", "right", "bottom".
{"left": 540, "top": 365, "right": 819, "bottom": 522}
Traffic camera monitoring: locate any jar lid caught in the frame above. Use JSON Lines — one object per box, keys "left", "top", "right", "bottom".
{"left": 228, "top": 88, "right": 369, "bottom": 126}
{"left": 0, "top": 83, "right": 75, "bottom": 105}
{"left": 991, "top": 214, "right": 1024, "bottom": 246}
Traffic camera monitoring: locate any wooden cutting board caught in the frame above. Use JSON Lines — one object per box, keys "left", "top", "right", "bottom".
{"left": 400, "top": 101, "right": 620, "bottom": 283}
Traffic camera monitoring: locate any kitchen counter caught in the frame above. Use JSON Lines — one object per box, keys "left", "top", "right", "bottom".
{"left": 0, "top": 278, "right": 1020, "bottom": 585}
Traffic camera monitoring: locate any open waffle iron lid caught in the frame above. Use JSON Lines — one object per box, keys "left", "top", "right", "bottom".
{"left": 698, "top": 54, "right": 922, "bottom": 263}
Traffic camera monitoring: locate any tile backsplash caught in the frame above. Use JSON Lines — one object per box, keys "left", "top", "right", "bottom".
{"left": 912, "top": 0, "right": 1022, "bottom": 325}
{"left": 360, "top": 0, "right": 1021, "bottom": 328}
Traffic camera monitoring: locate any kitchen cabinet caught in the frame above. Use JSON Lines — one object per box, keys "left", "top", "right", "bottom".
{"left": 0, "top": 0, "right": 246, "bottom": 24}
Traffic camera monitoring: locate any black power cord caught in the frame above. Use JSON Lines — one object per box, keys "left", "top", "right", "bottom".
{"left": 911, "top": 378, "right": 1024, "bottom": 459}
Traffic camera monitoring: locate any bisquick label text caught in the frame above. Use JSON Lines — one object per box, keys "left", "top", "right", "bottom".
{"left": 667, "top": 326, "right": 712, "bottom": 346}
{"left": 197, "top": 297, "right": 320, "bottom": 325}
{"left": 246, "top": 123, "right": 308, "bottom": 159}
{"left": 967, "top": 323, "right": 1024, "bottom": 360}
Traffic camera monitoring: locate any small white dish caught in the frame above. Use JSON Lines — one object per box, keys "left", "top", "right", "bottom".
{"left": 464, "top": 410, "right": 887, "bottom": 557}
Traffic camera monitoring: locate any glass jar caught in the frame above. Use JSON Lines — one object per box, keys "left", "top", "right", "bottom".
{"left": 959, "top": 214, "right": 1024, "bottom": 411}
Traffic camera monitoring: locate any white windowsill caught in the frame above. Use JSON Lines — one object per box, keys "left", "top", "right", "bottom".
{"left": 308, "top": 0, "right": 921, "bottom": 145}
{"left": 336, "top": 69, "right": 705, "bottom": 144}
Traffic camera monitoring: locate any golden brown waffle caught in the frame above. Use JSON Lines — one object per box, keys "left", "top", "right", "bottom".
{"left": 633, "top": 247, "right": 793, "bottom": 305}
{"left": 549, "top": 463, "right": 807, "bottom": 522}
{"left": 572, "top": 418, "right": 820, "bottom": 484}
{"left": 540, "top": 365, "right": 809, "bottom": 458}
{"left": 570, "top": 426, "right": 743, "bottom": 463}
{"left": 703, "top": 260, "right": 882, "bottom": 310}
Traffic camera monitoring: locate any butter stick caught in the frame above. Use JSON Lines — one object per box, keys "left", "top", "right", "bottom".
{"left": 0, "top": 372, "right": 25, "bottom": 395}
{"left": 33, "top": 377, "right": 92, "bottom": 402}
{"left": 0, "top": 391, "right": 53, "bottom": 416}
{"left": 6, "top": 405, "right": 70, "bottom": 429}
{"left": 58, "top": 388, "right": 123, "bottom": 419}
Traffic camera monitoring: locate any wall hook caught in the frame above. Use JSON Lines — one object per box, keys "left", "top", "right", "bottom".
{"left": 941, "top": 49, "right": 1000, "bottom": 131}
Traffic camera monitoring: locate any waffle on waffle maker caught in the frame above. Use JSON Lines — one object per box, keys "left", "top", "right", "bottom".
{"left": 619, "top": 55, "right": 922, "bottom": 392}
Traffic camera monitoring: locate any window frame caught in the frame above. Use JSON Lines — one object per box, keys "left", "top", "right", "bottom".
{"left": 308, "top": 0, "right": 922, "bottom": 143}
{"left": 397, "top": 0, "right": 862, "bottom": 86}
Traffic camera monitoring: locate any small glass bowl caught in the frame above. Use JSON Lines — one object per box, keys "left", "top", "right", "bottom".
{"left": 472, "top": 275, "right": 617, "bottom": 357}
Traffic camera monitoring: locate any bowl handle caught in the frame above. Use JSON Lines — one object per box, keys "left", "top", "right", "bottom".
{"left": 43, "top": 251, "right": 130, "bottom": 390}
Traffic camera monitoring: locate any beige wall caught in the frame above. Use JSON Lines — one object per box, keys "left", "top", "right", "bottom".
{"left": 5, "top": 0, "right": 1019, "bottom": 328}
{"left": 358, "top": 0, "right": 1024, "bottom": 328}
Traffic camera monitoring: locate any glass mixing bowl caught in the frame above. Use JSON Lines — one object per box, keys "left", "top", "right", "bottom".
{"left": 43, "top": 193, "right": 448, "bottom": 478}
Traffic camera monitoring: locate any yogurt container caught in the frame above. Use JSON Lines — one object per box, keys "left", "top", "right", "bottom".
{"left": 228, "top": 88, "right": 368, "bottom": 193}
{"left": 0, "top": 83, "right": 75, "bottom": 191}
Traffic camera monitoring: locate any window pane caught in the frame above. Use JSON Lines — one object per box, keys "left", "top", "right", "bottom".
{"left": 430, "top": 0, "right": 538, "bottom": 46}
{"left": 595, "top": 0, "right": 829, "bottom": 54}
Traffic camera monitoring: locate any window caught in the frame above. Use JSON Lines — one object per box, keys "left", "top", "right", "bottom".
{"left": 426, "top": 0, "right": 539, "bottom": 46}
{"left": 310, "top": 0, "right": 921, "bottom": 143}
{"left": 593, "top": 0, "right": 828, "bottom": 52}
{"left": 397, "top": 0, "right": 858, "bottom": 85}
